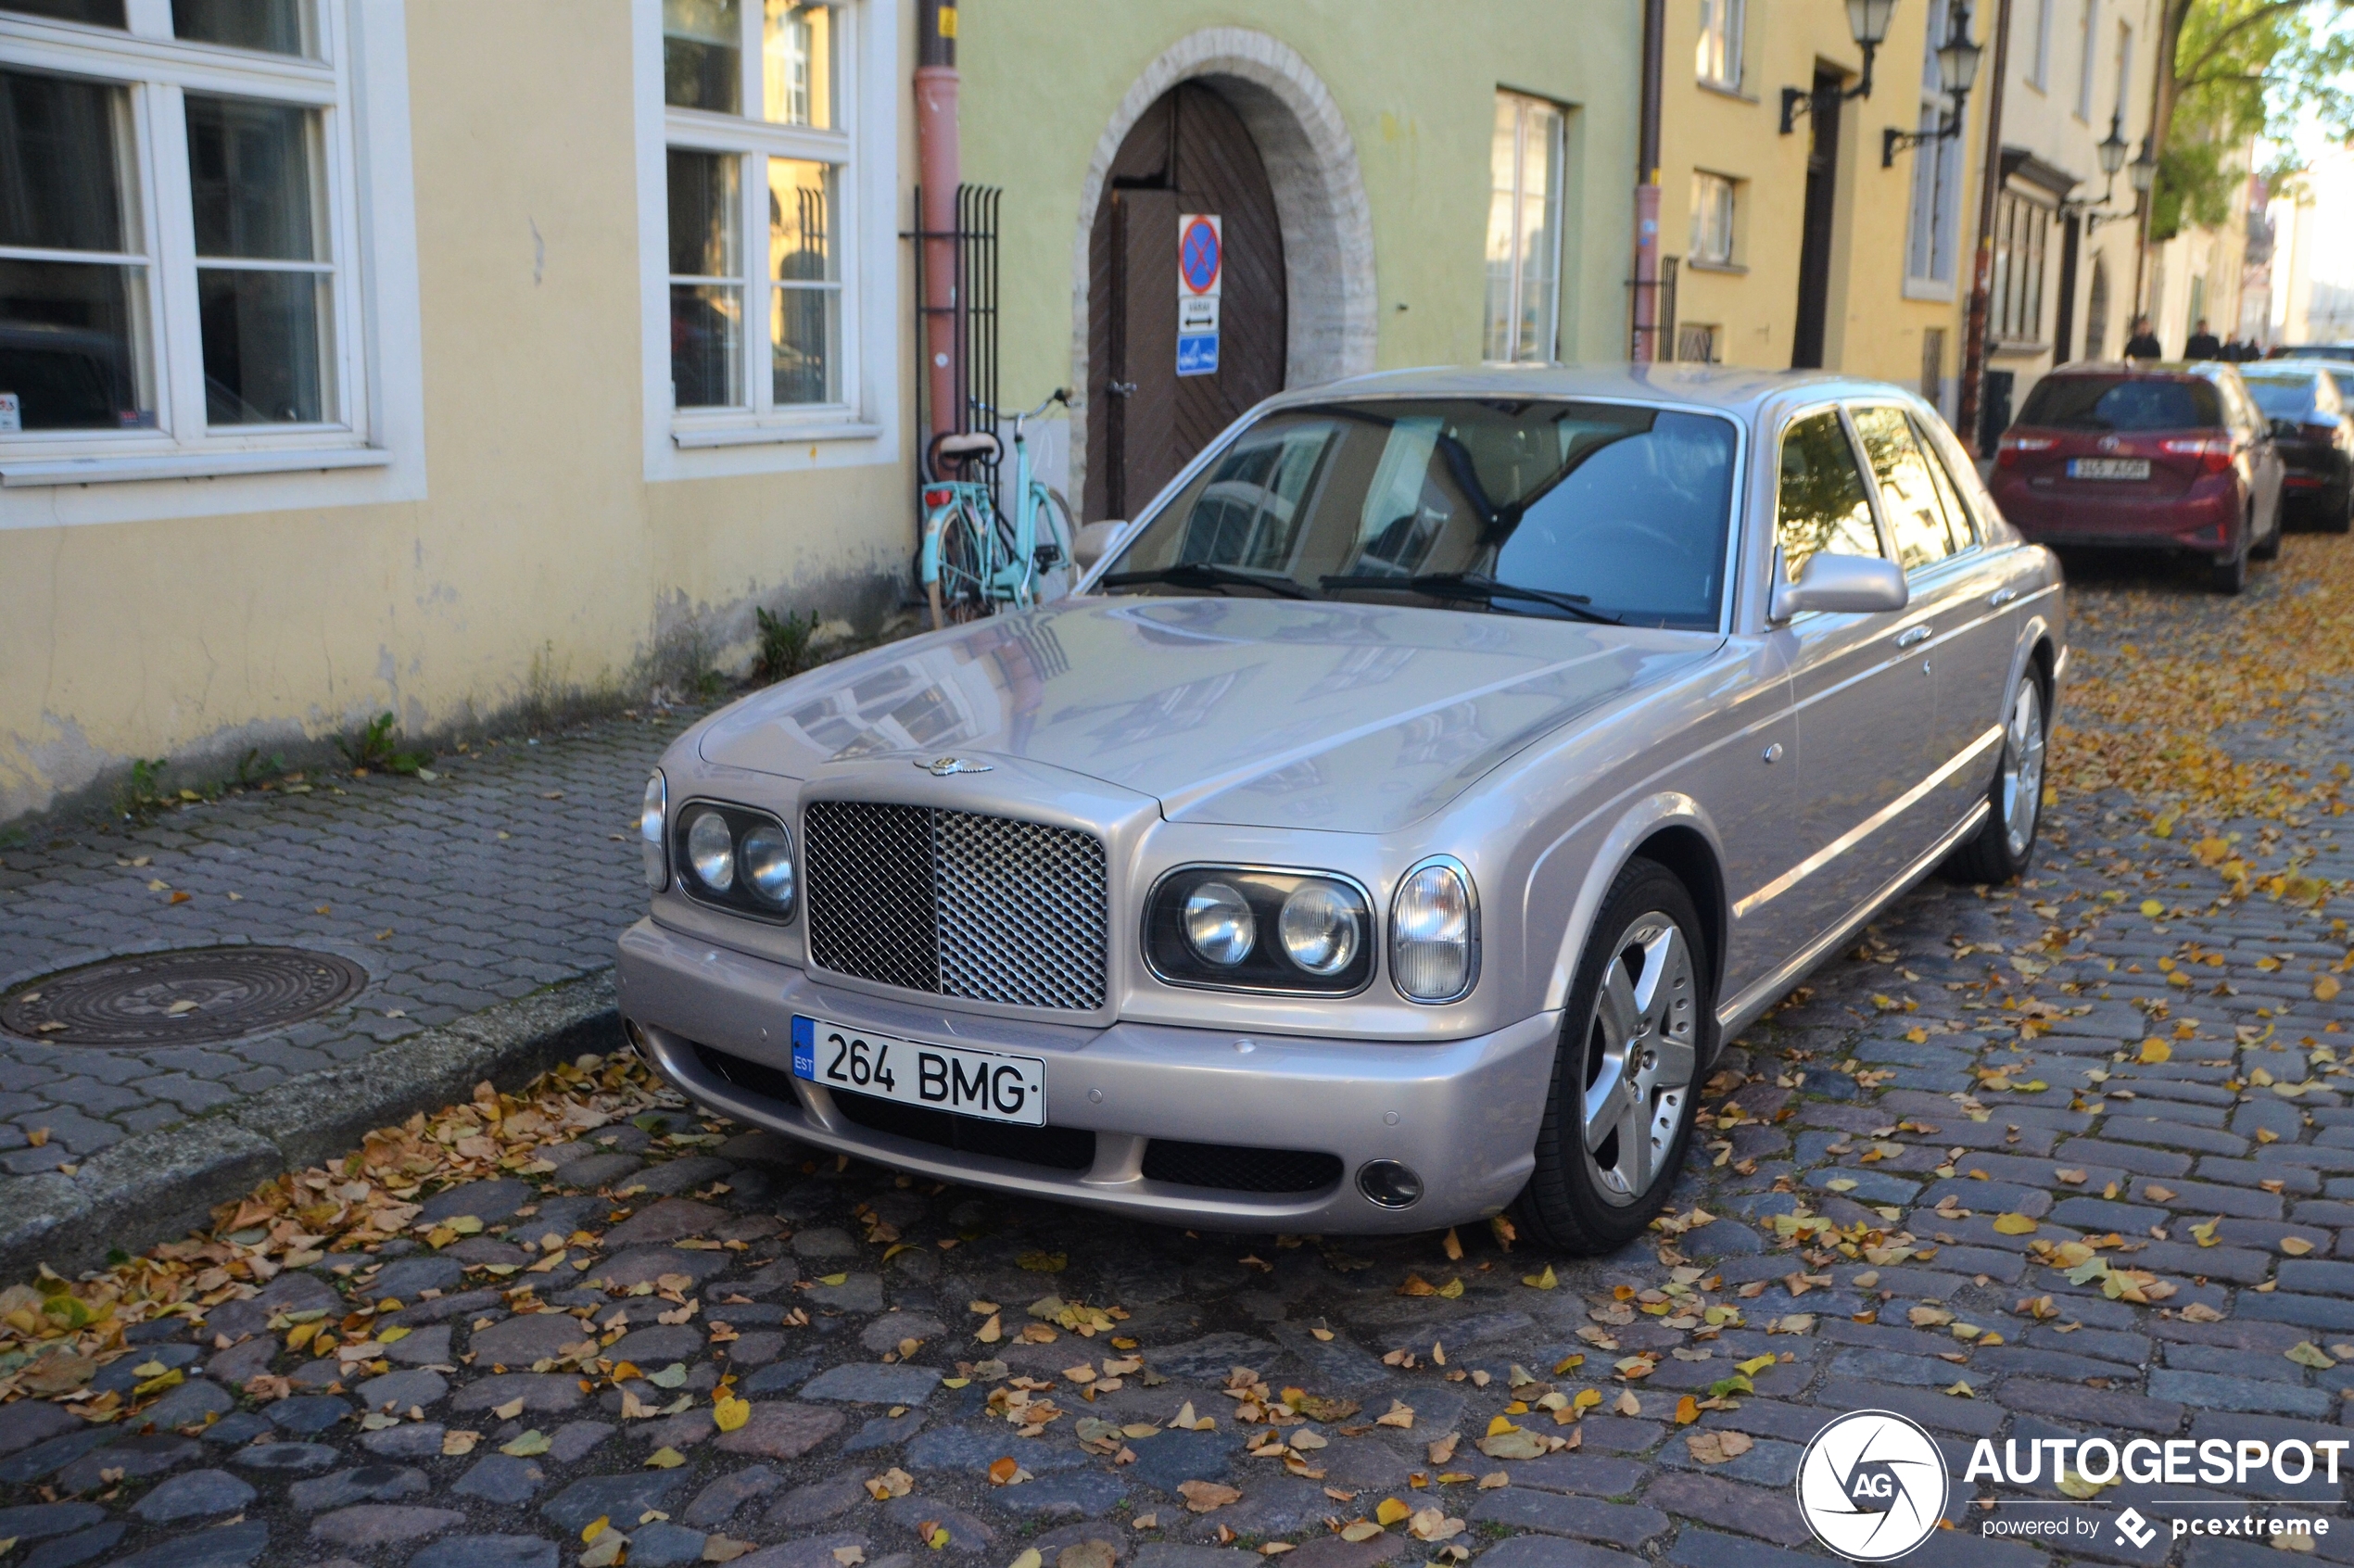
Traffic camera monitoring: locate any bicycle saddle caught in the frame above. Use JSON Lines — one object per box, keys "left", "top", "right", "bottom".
{"left": 934, "top": 432, "right": 1002, "bottom": 459}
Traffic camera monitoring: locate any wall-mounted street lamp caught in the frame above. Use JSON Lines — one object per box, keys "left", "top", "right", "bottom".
{"left": 1880, "top": 4, "right": 1984, "bottom": 166}
{"left": 1783, "top": 0, "right": 1898, "bottom": 134}
{"left": 2060, "top": 113, "right": 2137, "bottom": 228}
{"left": 2128, "top": 135, "right": 2158, "bottom": 196}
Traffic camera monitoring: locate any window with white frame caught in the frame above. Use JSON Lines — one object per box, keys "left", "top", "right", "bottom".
{"left": 2074, "top": 0, "right": 2099, "bottom": 119}
{"left": 1696, "top": 0, "right": 1742, "bottom": 89}
{"left": 1992, "top": 189, "right": 2052, "bottom": 342}
{"left": 661, "top": 0, "right": 852, "bottom": 424}
{"left": 1904, "top": 0, "right": 1966, "bottom": 291}
{"left": 2029, "top": 0, "right": 2055, "bottom": 89}
{"left": 0, "top": 0, "right": 369, "bottom": 453}
{"left": 1690, "top": 171, "right": 1737, "bottom": 266}
{"left": 1482, "top": 91, "right": 1564, "bottom": 363}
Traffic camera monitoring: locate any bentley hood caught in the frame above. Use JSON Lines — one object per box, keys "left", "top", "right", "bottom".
{"left": 695, "top": 598, "right": 1715, "bottom": 833}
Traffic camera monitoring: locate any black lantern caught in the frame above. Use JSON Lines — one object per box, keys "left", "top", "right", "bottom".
{"left": 2130, "top": 137, "right": 2158, "bottom": 195}
{"left": 1881, "top": 4, "right": 1981, "bottom": 166}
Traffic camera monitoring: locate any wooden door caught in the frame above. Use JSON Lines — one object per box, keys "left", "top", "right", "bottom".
{"left": 1085, "top": 82, "right": 1286, "bottom": 522}
{"left": 1791, "top": 70, "right": 1841, "bottom": 370}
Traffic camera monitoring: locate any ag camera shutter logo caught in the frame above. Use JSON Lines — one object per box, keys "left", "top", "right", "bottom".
{"left": 1796, "top": 1410, "right": 1951, "bottom": 1561}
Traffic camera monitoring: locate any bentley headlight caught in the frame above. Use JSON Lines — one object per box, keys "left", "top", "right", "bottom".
{"left": 740, "top": 820, "right": 797, "bottom": 911}
{"left": 1183, "top": 881, "right": 1255, "bottom": 966}
{"left": 1391, "top": 857, "right": 1477, "bottom": 1003}
{"left": 639, "top": 771, "right": 667, "bottom": 891}
{"left": 1278, "top": 881, "right": 1361, "bottom": 976}
{"left": 686, "top": 810, "right": 737, "bottom": 892}
{"left": 1147, "top": 867, "right": 1373, "bottom": 994}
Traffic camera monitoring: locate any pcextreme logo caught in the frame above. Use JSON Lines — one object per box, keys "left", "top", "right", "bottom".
{"left": 1795, "top": 1410, "right": 1952, "bottom": 1562}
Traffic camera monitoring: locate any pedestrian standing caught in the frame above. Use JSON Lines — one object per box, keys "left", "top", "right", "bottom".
{"left": 2185, "top": 319, "right": 2222, "bottom": 360}
{"left": 2125, "top": 315, "right": 2163, "bottom": 359}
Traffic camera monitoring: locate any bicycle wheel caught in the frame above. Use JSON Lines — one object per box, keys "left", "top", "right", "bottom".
{"left": 934, "top": 501, "right": 994, "bottom": 624}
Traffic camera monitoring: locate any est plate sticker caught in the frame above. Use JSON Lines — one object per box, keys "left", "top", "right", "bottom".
{"left": 791, "top": 1014, "right": 1047, "bottom": 1126}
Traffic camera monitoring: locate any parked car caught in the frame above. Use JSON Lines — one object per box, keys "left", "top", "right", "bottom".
{"left": 1990, "top": 360, "right": 2285, "bottom": 593}
{"left": 616, "top": 366, "right": 2066, "bottom": 1251}
{"left": 2239, "top": 360, "right": 2354, "bottom": 533}
{"left": 2268, "top": 343, "right": 2354, "bottom": 362}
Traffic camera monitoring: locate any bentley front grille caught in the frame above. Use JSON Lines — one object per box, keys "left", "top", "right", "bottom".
{"left": 803, "top": 802, "right": 1109, "bottom": 1010}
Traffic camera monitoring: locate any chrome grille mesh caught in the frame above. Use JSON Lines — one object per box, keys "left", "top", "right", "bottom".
{"left": 804, "top": 801, "right": 1108, "bottom": 1010}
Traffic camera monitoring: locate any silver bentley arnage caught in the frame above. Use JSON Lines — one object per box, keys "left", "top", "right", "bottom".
{"left": 616, "top": 365, "right": 2065, "bottom": 1253}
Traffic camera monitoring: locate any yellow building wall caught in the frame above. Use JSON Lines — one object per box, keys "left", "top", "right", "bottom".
{"left": 1657, "top": 0, "right": 1981, "bottom": 398}
{"left": 0, "top": 1, "right": 918, "bottom": 824}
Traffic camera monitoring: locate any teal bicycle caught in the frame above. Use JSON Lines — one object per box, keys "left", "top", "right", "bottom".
{"left": 920, "top": 388, "right": 1078, "bottom": 629}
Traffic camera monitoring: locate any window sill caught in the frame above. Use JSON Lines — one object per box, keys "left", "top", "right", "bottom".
{"left": 1903, "top": 278, "right": 1957, "bottom": 303}
{"left": 1696, "top": 78, "right": 1757, "bottom": 103}
{"left": 0, "top": 446, "right": 391, "bottom": 488}
{"left": 1685, "top": 259, "right": 1747, "bottom": 274}
{"left": 672, "top": 419, "right": 884, "bottom": 449}
{"left": 1990, "top": 340, "right": 2051, "bottom": 359}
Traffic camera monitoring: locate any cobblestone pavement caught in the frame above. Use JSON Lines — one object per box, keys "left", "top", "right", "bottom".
{"left": 0, "top": 713, "right": 702, "bottom": 1173}
{"left": 0, "top": 540, "right": 2349, "bottom": 1568}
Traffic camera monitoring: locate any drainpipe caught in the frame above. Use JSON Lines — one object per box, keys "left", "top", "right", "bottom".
{"left": 1631, "top": 0, "right": 1665, "bottom": 361}
{"left": 1957, "top": 0, "right": 2013, "bottom": 451}
{"left": 916, "top": 0, "right": 960, "bottom": 446}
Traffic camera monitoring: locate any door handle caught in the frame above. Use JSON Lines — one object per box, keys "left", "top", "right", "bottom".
{"left": 1107, "top": 382, "right": 1137, "bottom": 398}
{"left": 1895, "top": 625, "right": 1932, "bottom": 649}
{"left": 1989, "top": 588, "right": 2019, "bottom": 608}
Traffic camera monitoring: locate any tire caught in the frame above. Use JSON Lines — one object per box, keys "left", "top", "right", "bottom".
{"left": 2330, "top": 481, "right": 2354, "bottom": 535}
{"left": 2210, "top": 545, "right": 2247, "bottom": 594}
{"left": 2253, "top": 500, "right": 2283, "bottom": 561}
{"left": 1945, "top": 672, "right": 2048, "bottom": 884}
{"left": 1512, "top": 859, "right": 1711, "bottom": 1255}
{"left": 934, "top": 504, "right": 993, "bottom": 625}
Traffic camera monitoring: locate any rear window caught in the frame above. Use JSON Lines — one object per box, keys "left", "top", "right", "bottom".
{"left": 2016, "top": 376, "right": 2223, "bottom": 432}
{"left": 2241, "top": 375, "right": 2319, "bottom": 421}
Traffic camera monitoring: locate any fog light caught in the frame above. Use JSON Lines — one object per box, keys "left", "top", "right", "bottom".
{"left": 1357, "top": 1159, "right": 1424, "bottom": 1209}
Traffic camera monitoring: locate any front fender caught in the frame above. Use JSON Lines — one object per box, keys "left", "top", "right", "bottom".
{"left": 1532, "top": 790, "right": 1729, "bottom": 1033}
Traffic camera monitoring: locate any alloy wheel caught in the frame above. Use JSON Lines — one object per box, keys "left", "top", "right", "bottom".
{"left": 2001, "top": 678, "right": 2046, "bottom": 859}
{"left": 1578, "top": 915, "right": 1697, "bottom": 1205}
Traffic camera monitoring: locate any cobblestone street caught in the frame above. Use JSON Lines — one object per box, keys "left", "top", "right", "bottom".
{"left": 0, "top": 536, "right": 2349, "bottom": 1568}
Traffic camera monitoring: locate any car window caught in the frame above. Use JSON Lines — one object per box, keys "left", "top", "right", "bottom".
{"left": 1105, "top": 398, "right": 1740, "bottom": 629}
{"left": 1775, "top": 410, "right": 1881, "bottom": 578}
{"left": 2015, "top": 375, "right": 2223, "bottom": 431}
{"left": 1908, "top": 411, "right": 1977, "bottom": 550}
{"left": 1852, "top": 405, "right": 1961, "bottom": 570}
{"left": 2243, "top": 374, "right": 2318, "bottom": 422}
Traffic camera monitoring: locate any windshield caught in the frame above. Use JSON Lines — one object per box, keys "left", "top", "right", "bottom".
{"left": 2016, "top": 375, "right": 2222, "bottom": 431}
{"left": 1099, "top": 398, "right": 1740, "bottom": 630}
{"left": 2241, "top": 373, "right": 2322, "bottom": 420}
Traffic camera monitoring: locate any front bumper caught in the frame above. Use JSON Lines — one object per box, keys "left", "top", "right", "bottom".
{"left": 616, "top": 917, "right": 1561, "bottom": 1233}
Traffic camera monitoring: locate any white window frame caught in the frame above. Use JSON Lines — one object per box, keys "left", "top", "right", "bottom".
{"left": 1903, "top": 0, "right": 1966, "bottom": 298}
{"left": 0, "top": 0, "right": 424, "bottom": 515}
{"left": 1690, "top": 171, "right": 1738, "bottom": 267}
{"left": 2029, "top": 0, "right": 2055, "bottom": 90}
{"left": 1481, "top": 90, "right": 1566, "bottom": 365}
{"left": 2074, "top": 0, "right": 2099, "bottom": 120}
{"left": 633, "top": 0, "right": 899, "bottom": 483}
{"left": 1696, "top": 0, "right": 1743, "bottom": 91}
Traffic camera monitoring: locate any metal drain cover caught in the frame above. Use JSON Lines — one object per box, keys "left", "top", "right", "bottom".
{"left": 0, "top": 947, "right": 369, "bottom": 1046}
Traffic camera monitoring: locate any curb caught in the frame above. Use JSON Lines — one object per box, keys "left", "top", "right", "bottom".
{"left": 0, "top": 971, "right": 622, "bottom": 1286}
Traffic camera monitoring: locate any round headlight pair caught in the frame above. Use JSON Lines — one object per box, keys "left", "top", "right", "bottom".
{"left": 675, "top": 803, "right": 796, "bottom": 917}
{"left": 1183, "top": 879, "right": 1360, "bottom": 976}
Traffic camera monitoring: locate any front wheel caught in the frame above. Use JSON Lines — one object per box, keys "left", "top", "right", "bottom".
{"left": 1944, "top": 672, "right": 2047, "bottom": 884}
{"left": 2210, "top": 545, "right": 2248, "bottom": 594}
{"left": 1512, "top": 860, "right": 1710, "bottom": 1255}
{"left": 2253, "top": 499, "right": 2283, "bottom": 561}
{"left": 933, "top": 504, "right": 994, "bottom": 625}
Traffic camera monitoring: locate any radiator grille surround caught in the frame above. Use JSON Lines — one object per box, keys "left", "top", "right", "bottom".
{"left": 803, "top": 800, "right": 1109, "bottom": 1010}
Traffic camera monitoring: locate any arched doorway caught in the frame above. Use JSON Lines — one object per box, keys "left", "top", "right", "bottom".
{"left": 1083, "top": 82, "right": 1286, "bottom": 523}
{"left": 2084, "top": 256, "right": 2111, "bottom": 360}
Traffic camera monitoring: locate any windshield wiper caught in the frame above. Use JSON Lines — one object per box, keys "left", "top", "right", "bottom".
{"left": 1097, "top": 563, "right": 1313, "bottom": 600}
{"left": 1320, "top": 571, "right": 1623, "bottom": 626}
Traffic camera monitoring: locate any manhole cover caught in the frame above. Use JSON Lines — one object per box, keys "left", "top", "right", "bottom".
{"left": 0, "top": 947, "right": 369, "bottom": 1046}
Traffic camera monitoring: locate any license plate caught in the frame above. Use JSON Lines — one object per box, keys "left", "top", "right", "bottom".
{"left": 2068, "top": 457, "right": 2149, "bottom": 480}
{"left": 791, "top": 1015, "right": 1046, "bottom": 1126}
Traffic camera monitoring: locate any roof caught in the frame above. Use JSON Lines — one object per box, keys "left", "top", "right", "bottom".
{"left": 1261, "top": 361, "right": 1907, "bottom": 417}
{"left": 2040, "top": 359, "right": 2238, "bottom": 380}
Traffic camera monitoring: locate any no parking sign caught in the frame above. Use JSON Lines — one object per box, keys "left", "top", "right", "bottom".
{"left": 1177, "top": 213, "right": 1220, "bottom": 376}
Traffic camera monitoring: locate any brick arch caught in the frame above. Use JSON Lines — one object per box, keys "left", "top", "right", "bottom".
{"left": 1066, "top": 28, "right": 1376, "bottom": 512}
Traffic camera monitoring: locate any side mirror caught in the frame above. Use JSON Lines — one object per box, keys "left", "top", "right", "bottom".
{"left": 2270, "top": 417, "right": 2301, "bottom": 442}
{"left": 1073, "top": 519, "right": 1128, "bottom": 570}
{"left": 1770, "top": 551, "right": 1910, "bottom": 621}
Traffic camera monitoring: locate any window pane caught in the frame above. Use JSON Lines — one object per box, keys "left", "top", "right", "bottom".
{"left": 667, "top": 148, "right": 739, "bottom": 279}
{"left": 1909, "top": 411, "right": 1976, "bottom": 551}
{"left": 0, "top": 71, "right": 132, "bottom": 254}
{"left": 763, "top": 0, "right": 833, "bottom": 127}
{"left": 186, "top": 95, "right": 321, "bottom": 261}
{"left": 0, "top": 259, "right": 152, "bottom": 428}
{"left": 172, "top": 0, "right": 311, "bottom": 56}
{"left": 197, "top": 267, "right": 325, "bottom": 424}
{"left": 664, "top": 0, "right": 741, "bottom": 114}
{"left": 1481, "top": 95, "right": 1519, "bottom": 361}
{"left": 1852, "top": 405, "right": 1952, "bottom": 569}
{"left": 1776, "top": 411, "right": 1879, "bottom": 576}
{"left": 672, "top": 283, "right": 741, "bottom": 407}
{"left": 0, "top": 0, "right": 124, "bottom": 25}
{"left": 1515, "top": 103, "right": 1562, "bottom": 359}
{"left": 769, "top": 158, "right": 837, "bottom": 405}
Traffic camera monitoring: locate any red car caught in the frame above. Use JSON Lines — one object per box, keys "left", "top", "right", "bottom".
{"left": 1990, "top": 361, "right": 2286, "bottom": 593}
